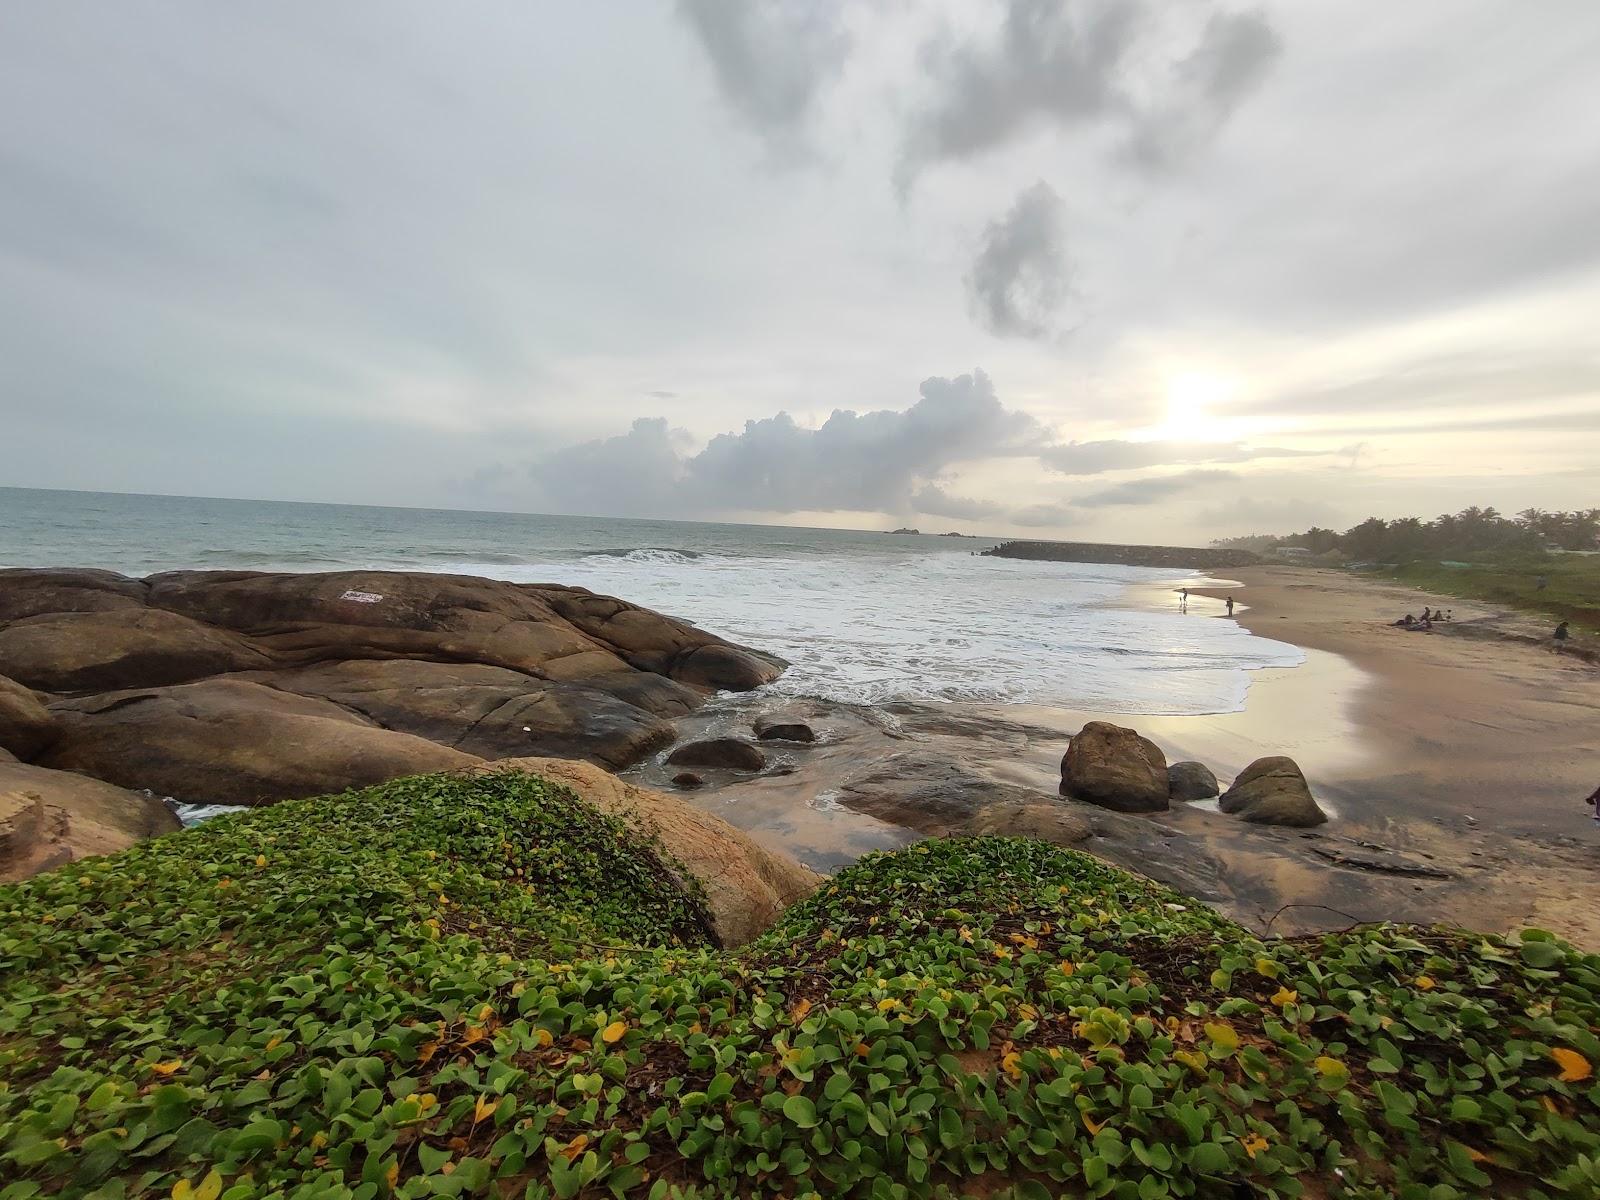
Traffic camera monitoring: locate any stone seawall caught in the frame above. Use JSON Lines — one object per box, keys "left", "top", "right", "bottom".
{"left": 982, "top": 540, "right": 1262, "bottom": 570}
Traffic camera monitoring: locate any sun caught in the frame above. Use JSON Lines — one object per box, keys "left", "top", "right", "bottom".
{"left": 1160, "top": 372, "right": 1235, "bottom": 441}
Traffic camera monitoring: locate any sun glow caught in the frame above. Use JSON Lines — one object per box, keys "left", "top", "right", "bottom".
{"left": 1159, "top": 372, "right": 1236, "bottom": 441}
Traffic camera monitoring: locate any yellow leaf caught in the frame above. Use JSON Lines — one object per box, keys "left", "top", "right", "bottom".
{"left": 559, "top": 1133, "right": 589, "bottom": 1163}
{"left": 1017, "top": 1004, "right": 1039, "bottom": 1021}
{"left": 150, "top": 1059, "right": 184, "bottom": 1076}
{"left": 790, "top": 998, "right": 812, "bottom": 1022}
{"left": 473, "top": 1095, "right": 495, "bottom": 1124}
{"left": 255, "top": 854, "right": 267, "bottom": 868}
{"left": 1081, "top": 1111, "right": 1105, "bottom": 1135}
{"left": 194, "top": 1170, "right": 222, "bottom": 1200}
{"left": 1414, "top": 976, "right": 1435, "bottom": 991}
{"left": 1313, "top": 1056, "right": 1348, "bottom": 1078}
{"left": 993, "top": 946, "right": 1012, "bottom": 960}
{"left": 310, "top": 1132, "right": 329, "bottom": 1150}
{"left": 855, "top": 1041, "right": 870, "bottom": 1057}
{"left": 601, "top": 1020, "right": 628, "bottom": 1044}
{"left": 1463, "top": 1145, "right": 1491, "bottom": 1163}
{"left": 477, "top": 1004, "right": 494, "bottom": 1021}
{"left": 1241, "top": 1132, "right": 1269, "bottom": 1159}
{"left": 1204, "top": 1022, "right": 1239, "bottom": 1053}
{"left": 877, "top": 998, "right": 900, "bottom": 1012}
{"left": 384, "top": 1162, "right": 399, "bottom": 1189}
{"left": 172, "top": 1181, "right": 193, "bottom": 1200}
{"left": 1059, "top": 961, "right": 1075, "bottom": 976}
{"left": 1173, "top": 1049, "right": 1208, "bottom": 1074}
{"left": 216, "top": 878, "right": 231, "bottom": 889}
{"left": 1001, "top": 1051, "right": 1022, "bottom": 1080}
{"left": 1270, "top": 987, "right": 1298, "bottom": 1007}
{"left": 1253, "top": 957, "right": 1279, "bottom": 979}
{"left": 535, "top": 1028, "right": 554, "bottom": 1048}
{"left": 1552, "top": 1047, "right": 1592, "bottom": 1083}
{"left": 265, "top": 1035, "right": 282, "bottom": 1052}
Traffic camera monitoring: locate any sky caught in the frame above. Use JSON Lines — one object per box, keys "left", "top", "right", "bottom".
{"left": 1, "top": 1, "right": 1597, "bottom": 542}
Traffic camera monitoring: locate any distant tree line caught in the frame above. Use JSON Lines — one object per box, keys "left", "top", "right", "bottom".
{"left": 1214, "top": 507, "right": 1600, "bottom": 563}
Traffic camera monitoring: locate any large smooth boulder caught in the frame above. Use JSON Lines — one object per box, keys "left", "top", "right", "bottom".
{"left": 1168, "top": 761, "right": 1220, "bottom": 802}
{"left": 665, "top": 737, "right": 767, "bottom": 771}
{"left": 41, "top": 679, "right": 480, "bottom": 806}
{"left": 1060, "top": 721, "right": 1169, "bottom": 813}
{"left": 485, "top": 757, "right": 818, "bottom": 946}
{"left": 753, "top": 714, "right": 816, "bottom": 743}
{"left": 837, "top": 756, "right": 1050, "bottom": 835}
{"left": 1, "top": 760, "right": 179, "bottom": 881}
{"left": 230, "top": 659, "right": 676, "bottom": 768}
{"left": 0, "top": 674, "right": 57, "bottom": 760}
{"left": 0, "top": 609, "right": 270, "bottom": 693}
{"left": 1218, "top": 756, "right": 1328, "bottom": 827}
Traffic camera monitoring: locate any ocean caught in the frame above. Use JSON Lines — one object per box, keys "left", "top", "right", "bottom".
{"left": 0, "top": 487, "right": 1302, "bottom": 715}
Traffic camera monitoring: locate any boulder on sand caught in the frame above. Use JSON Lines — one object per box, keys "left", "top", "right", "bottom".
{"left": 753, "top": 714, "right": 816, "bottom": 743}
{"left": 481, "top": 757, "right": 818, "bottom": 945}
{"left": 41, "top": 679, "right": 480, "bottom": 806}
{"left": 1, "top": 760, "right": 180, "bottom": 882}
{"left": 665, "top": 737, "right": 767, "bottom": 771}
{"left": 1218, "top": 756, "right": 1328, "bottom": 827}
{"left": 966, "top": 801, "right": 1092, "bottom": 846}
{"left": 0, "top": 673, "right": 57, "bottom": 760}
{"left": 672, "top": 772, "right": 706, "bottom": 789}
{"left": 1168, "top": 761, "right": 1220, "bottom": 802}
{"left": 1059, "top": 721, "right": 1169, "bottom": 813}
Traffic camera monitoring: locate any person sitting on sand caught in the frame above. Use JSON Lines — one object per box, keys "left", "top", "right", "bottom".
{"left": 1420, "top": 607, "right": 1432, "bottom": 622}
{"left": 1394, "top": 613, "right": 1415, "bottom": 627}
{"left": 1584, "top": 782, "right": 1600, "bottom": 826}
{"left": 1553, "top": 620, "right": 1570, "bottom": 651}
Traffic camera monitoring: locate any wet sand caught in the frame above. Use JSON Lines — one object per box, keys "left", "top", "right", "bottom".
{"left": 624, "top": 564, "right": 1600, "bottom": 950}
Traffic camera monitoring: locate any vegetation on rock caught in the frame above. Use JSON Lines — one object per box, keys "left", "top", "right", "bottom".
{"left": 2, "top": 772, "right": 1598, "bottom": 1199}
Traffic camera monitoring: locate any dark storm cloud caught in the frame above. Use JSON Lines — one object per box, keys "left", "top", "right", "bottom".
{"left": 897, "top": 0, "right": 1281, "bottom": 187}
{"left": 967, "top": 182, "right": 1074, "bottom": 340}
{"left": 910, "top": 484, "right": 1004, "bottom": 521}
{"left": 1039, "top": 439, "right": 1319, "bottom": 475}
{"left": 677, "top": 0, "right": 852, "bottom": 150}
{"left": 1073, "top": 468, "right": 1238, "bottom": 508}
{"left": 1120, "top": 10, "right": 1282, "bottom": 169}
{"left": 537, "top": 370, "right": 1042, "bottom": 517}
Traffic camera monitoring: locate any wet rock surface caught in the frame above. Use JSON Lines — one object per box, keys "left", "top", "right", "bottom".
{"left": 665, "top": 737, "right": 768, "bottom": 771}
{"left": 1060, "top": 721, "right": 1169, "bottom": 812}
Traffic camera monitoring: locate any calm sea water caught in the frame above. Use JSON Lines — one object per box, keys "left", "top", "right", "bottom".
{"left": 0, "top": 487, "right": 1302, "bottom": 714}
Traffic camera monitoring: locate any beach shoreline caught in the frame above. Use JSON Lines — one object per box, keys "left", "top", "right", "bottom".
{"left": 640, "top": 562, "right": 1600, "bottom": 950}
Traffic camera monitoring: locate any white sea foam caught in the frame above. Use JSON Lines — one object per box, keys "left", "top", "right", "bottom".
{"left": 486, "top": 550, "right": 1302, "bottom": 716}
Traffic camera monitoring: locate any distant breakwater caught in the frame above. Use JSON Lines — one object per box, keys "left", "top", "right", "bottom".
{"left": 982, "top": 540, "right": 1263, "bottom": 571}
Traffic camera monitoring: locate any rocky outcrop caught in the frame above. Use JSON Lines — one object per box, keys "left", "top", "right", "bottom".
{"left": 1060, "top": 721, "right": 1169, "bottom": 813}
{"left": 227, "top": 659, "right": 678, "bottom": 768}
{"left": 966, "top": 801, "right": 1092, "bottom": 846}
{"left": 0, "top": 674, "right": 56, "bottom": 760}
{"left": 665, "top": 737, "right": 767, "bottom": 771}
{"left": 41, "top": 679, "right": 481, "bottom": 806}
{"left": 1, "top": 760, "right": 180, "bottom": 881}
{"left": 753, "top": 715, "right": 816, "bottom": 743}
{"left": 1168, "top": 761, "right": 1220, "bottom": 802}
{"left": 0, "top": 567, "right": 787, "bottom": 820}
{"left": 1219, "top": 756, "right": 1328, "bottom": 827}
{"left": 672, "top": 772, "right": 706, "bottom": 789}
{"left": 484, "top": 757, "right": 818, "bottom": 945}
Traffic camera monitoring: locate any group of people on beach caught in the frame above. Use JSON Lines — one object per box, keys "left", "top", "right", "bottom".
{"left": 1394, "top": 606, "right": 1452, "bottom": 630}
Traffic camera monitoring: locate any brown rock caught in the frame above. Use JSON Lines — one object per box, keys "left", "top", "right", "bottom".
{"left": 1, "top": 760, "right": 180, "bottom": 882}
{"left": 230, "top": 659, "right": 676, "bottom": 768}
{"left": 966, "top": 801, "right": 1092, "bottom": 846}
{"left": 1218, "top": 756, "right": 1328, "bottom": 827}
{"left": 1168, "top": 761, "right": 1220, "bottom": 802}
{"left": 41, "top": 678, "right": 480, "bottom": 805}
{"left": 483, "top": 757, "right": 818, "bottom": 945}
{"left": 753, "top": 715, "right": 816, "bottom": 743}
{"left": 672, "top": 772, "right": 706, "bottom": 789}
{"left": 838, "top": 756, "right": 1048, "bottom": 835}
{"left": 0, "top": 568, "right": 148, "bottom": 623}
{"left": 1059, "top": 721, "right": 1169, "bottom": 813}
{"left": 665, "top": 737, "right": 767, "bottom": 771}
{"left": 0, "top": 609, "right": 269, "bottom": 693}
{"left": 0, "top": 673, "right": 57, "bottom": 760}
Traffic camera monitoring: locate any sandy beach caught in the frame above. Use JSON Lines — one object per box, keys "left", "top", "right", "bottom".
{"left": 632, "top": 562, "right": 1600, "bottom": 951}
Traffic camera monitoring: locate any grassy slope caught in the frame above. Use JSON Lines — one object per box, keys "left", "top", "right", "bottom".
{"left": 1378, "top": 554, "right": 1600, "bottom": 633}
{"left": 2, "top": 772, "right": 1598, "bottom": 1200}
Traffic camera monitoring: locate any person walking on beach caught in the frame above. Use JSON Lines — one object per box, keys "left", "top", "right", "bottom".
{"left": 1179, "top": 587, "right": 1189, "bottom": 611}
{"left": 1225, "top": 595, "right": 1235, "bottom": 617}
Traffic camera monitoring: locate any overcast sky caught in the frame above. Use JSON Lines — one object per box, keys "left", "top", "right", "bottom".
{"left": 2, "top": 1, "right": 1597, "bottom": 541}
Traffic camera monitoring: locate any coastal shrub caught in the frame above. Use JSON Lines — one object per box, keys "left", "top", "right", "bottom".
{"left": 2, "top": 772, "right": 1597, "bottom": 1199}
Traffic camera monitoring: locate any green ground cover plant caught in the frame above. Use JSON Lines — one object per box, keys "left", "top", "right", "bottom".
{"left": 2, "top": 771, "right": 1597, "bottom": 1199}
